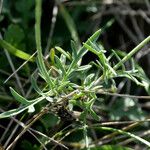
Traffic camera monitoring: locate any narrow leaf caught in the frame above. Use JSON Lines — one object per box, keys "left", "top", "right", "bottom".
{"left": 0, "top": 96, "right": 45, "bottom": 119}
{"left": 76, "top": 65, "right": 92, "bottom": 72}
{"left": 83, "top": 42, "right": 99, "bottom": 55}
{"left": 37, "top": 54, "right": 54, "bottom": 88}
{"left": 10, "top": 87, "right": 31, "bottom": 105}
{"left": 90, "top": 109, "right": 100, "bottom": 121}
{"left": 55, "top": 55, "right": 66, "bottom": 75}
{"left": 66, "top": 29, "right": 101, "bottom": 78}
{"left": 31, "top": 75, "right": 43, "bottom": 94}
{"left": 50, "top": 48, "right": 55, "bottom": 65}
{"left": 35, "top": 0, "right": 54, "bottom": 88}
{"left": 55, "top": 46, "right": 71, "bottom": 60}
{"left": 0, "top": 106, "right": 30, "bottom": 119}
{"left": 59, "top": 3, "right": 80, "bottom": 47}
{"left": 71, "top": 40, "right": 78, "bottom": 58}
{"left": 0, "top": 39, "right": 34, "bottom": 62}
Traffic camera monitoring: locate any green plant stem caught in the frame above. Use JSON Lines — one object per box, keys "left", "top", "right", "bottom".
{"left": 114, "top": 35, "right": 150, "bottom": 70}
{"left": 6, "top": 105, "right": 49, "bottom": 150}
{"left": 35, "top": 0, "right": 54, "bottom": 88}
{"left": 35, "top": 0, "right": 42, "bottom": 55}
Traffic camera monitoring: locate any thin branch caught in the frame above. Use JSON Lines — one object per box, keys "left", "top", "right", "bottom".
{"left": 4, "top": 51, "right": 37, "bottom": 83}
{"left": 119, "top": 130, "right": 150, "bottom": 146}
{"left": 6, "top": 90, "right": 78, "bottom": 150}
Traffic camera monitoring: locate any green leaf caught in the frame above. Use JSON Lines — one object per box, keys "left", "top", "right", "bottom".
{"left": 15, "top": 0, "right": 34, "bottom": 13}
{"left": 0, "top": 106, "right": 30, "bottom": 119}
{"left": 111, "top": 49, "right": 125, "bottom": 70}
{"left": 31, "top": 76, "right": 54, "bottom": 102}
{"left": 83, "top": 42, "right": 99, "bottom": 55}
{"left": 105, "top": 63, "right": 117, "bottom": 76}
{"left": 28, "top": 105, "right": 35, "bottom": 113}
{"left": 70, "top": 99, "right": 83, "bottom": 108}
{"left": 0, "top": 96, "right": 45, "bottom": 118}
{"left": 21, "top": 140, "right": 38, "bottom": 150}
{"left": 35, "top": 0, "right": 54, "bottom": 89}
{"left": 36, "top": 56, "right": 54, "bottom": 88}
{"left": 59, "top": 4, "right": 80, "bottom": 47}
{"left": 84, "top": 73, "right": 95, "bottom": 85}
{"left": 31, "top": 75, "right": 43, "bottom": 95}
{"left": 89, "top": 109, "right": 100, "bottom": 121}
{"left": 0, "top": 39, "right": 34, "bottom": 62}
{"left": 60, "top": 54, "right": 67, "bottom": 65}
{"left": 55, "top": 46, "right": 71, "bottom": 60}
{"left": 66, "top": 29, "right": 101, "bottom": 78}
{"left": 55, "top": 55, "right": 66, "bottom": 75}
{"left": 71, "top": 40, "right": 78, "bottom": 58}
{"left": 109, "top": 98, "right": 145, "bottom": 120}
{"left": 50, "top": 48, "right": 55, "bottom": 65}
{"left": 40, "top": 114, "right": 59, "bottom": 129}
{"left": 10, "top": 87, "right": 31, "bottom": 105}
{"left": 76, "top": 65, "right": 92, "bottom": 72}
{"left": 117, "top": 71, "right": 144, "bottom": 86}
{"left": 113, "top": 35, "right": 150, "bottom": 70}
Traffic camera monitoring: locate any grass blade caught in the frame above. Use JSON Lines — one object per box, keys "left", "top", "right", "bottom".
{"left": 114, "top": 35, "right": 150, "bottom": 70}
{"left": 58, "top": 3, "right": 81, "bottom": 47}
{"left": 0, "top": 39, "right": 34, "bottom": 62}
{"left": 95, "top": 126, "right": 150, "bottom": 147}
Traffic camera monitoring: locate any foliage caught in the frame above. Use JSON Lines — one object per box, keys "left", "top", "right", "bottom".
{"left": 0, "top": 0, "right": 150, "bottom": 150}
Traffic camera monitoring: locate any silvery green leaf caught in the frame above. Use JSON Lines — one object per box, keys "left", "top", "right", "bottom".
{"left": 31, "top": 75, "right": 43, "bottom": 95}
{"left": 55, "top": 46, "right": 71, "bottom": 60}
{"left": 45, "top": 97, "right": 53, "bottom": 102}
{"left": 106, "top": 63, "right": 117, "bottom": 76}
{"left": 37, "top": 55, "right": 54, "bottom": 88}
{"left": 67, "top": 29, "right": 101, "bottom": 76}
{"left": 10, "top": 87, "right": 31, "bottom": 105}
{"left": 83, "top": 42, "right": 99, "bottom": 55}
{"left": 55, "top": 55, "right": 66, "bottom": 75}
{"left": 60, "top": 54, "right": 66, "bottom": 64}
{"left": 84, "top": 73, "right": 95, "bottom": 85}
{"left": 0, "top": 96, "right": 45, "bottom": 118}
{"left": 76, "top": 65, "right": 92, "bottom": 71}
{"left": 28, "top": 105, "right": 35, "bottom": 113}
{"left": 92, "top": 85, "right": 103, "bottom": 90}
